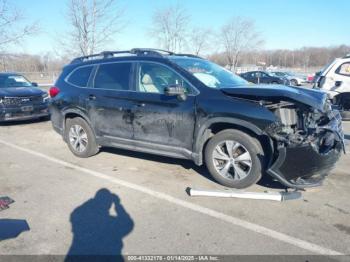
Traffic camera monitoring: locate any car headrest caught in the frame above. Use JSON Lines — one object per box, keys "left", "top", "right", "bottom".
{"left": 141, "top": 74, "right": 154, "bottom": 85}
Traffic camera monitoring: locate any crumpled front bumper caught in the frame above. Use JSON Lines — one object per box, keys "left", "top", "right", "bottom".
{"left": 267, "top": 110, "right": 344, "bottom": 190}
{"left": 267, "top": 143, "right": 342, "bottom": 189}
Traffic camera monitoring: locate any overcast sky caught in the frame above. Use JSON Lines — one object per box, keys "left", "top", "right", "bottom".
{"left": 11, "top": 0, "right": 350, "bottom": 55}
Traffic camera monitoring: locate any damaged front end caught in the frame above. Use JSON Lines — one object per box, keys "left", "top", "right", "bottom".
{"left": 264, "top": 100, "right": 344, "bottom": 189}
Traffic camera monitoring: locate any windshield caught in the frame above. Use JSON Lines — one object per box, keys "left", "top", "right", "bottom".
{"left": 0, "top": 75, "right": 33, "bottom": 88}
{"left": 169, "top": 57, "right": 248, "bottom": 88}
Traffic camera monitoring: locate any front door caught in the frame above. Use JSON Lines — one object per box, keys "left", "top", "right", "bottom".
{"left": 130, "top": 62, "right": 197, "bottom": 152}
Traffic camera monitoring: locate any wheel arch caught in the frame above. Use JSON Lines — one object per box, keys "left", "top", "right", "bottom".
{"left": 62, "top": 108, "right": 95, "bottom": 140}
{"left": 291, "top": 78, "right": 298, "bottom": 84}
{"left": 334, "top": 92, "right": 350, "bottom": 110}
{"left": 193, "top": 118, "right": 274, "bottom": 166}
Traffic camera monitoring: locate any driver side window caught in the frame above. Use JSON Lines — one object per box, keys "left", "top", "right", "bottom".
{"left": 137, "top": 62, "right": 190, "bottom": 94}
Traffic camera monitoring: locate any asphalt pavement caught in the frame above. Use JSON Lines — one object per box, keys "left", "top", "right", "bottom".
{"left": 0, "top": 120, "right": 349, "bottom": 257}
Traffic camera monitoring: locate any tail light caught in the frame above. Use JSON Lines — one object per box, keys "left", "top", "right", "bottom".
{"left": 49, "top": 86, "right": 60, "bottom": 98}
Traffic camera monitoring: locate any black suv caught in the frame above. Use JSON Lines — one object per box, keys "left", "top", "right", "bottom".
{"left": 0, "top": 73, "right": 49, "bottom": 122}
{"left": 49, "top": 49, "right": 344, "bottom": 189}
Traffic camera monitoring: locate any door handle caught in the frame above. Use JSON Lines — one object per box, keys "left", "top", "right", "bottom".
{"left": 136, "top": 103, "right": 145, "bottom": 107}
{"left": 88, "top": 94, "right": 96, "bottom": 100}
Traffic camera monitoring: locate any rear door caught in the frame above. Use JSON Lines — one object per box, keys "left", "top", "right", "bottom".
{"left": 129, "top": 61, "right": 197, "bottom": 152}
{"left": 86, "top": 61, "right": 135, "bottom": 139}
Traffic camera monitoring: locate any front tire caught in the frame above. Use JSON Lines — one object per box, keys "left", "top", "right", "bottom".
{"left": 205, "top": 129, "right": 265, "bottom": 189}
{"left": 65, "top": 117, "right": 99, "bottom": 158}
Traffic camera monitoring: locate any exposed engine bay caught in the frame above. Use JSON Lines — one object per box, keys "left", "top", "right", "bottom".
{"left": 264, "top": 100, "right": 345, "bottom": 155}
{"left": 220, "top": 85, "right": 344, "bottom": 189}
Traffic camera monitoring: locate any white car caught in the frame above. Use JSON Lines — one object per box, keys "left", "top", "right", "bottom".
{"left": 314, "top": 54, "right": 350, "bottom": 120}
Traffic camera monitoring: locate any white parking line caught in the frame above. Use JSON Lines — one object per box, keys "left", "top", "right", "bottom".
{"left": 0, "top": 139, "right": 344, "bottom": 256}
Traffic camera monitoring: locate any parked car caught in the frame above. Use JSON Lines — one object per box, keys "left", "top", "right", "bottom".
{"left": 0, "top": 73, "right": 49, "bottom": 122}
{"left": 314, "top": 54, "right": 350, "bottom": 120}
{"left": 307, "top": 73, "right": 318, "bottom": 83}
{"left": 239, "top": 71, "right": 289, "bottom": 85}
{"left": 269, "top": 72, "right": 307, "bottom": 86}
{"left": 49, "top": 49, "right": 344, "bottom": 189}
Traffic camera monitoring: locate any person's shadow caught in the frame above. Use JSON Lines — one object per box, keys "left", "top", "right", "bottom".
{"left": 65, "top": 189, "right": 134, "bottom": 262}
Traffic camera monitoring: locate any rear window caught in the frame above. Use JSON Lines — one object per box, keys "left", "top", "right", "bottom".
{"left": 336, "top": 62, "right": 350, "bottom": 76}
{"left": 67, "top": 66, "right": 93, "bottom": 87}
{"left": 94, "top": 62, "right": 132, "bottom": 91}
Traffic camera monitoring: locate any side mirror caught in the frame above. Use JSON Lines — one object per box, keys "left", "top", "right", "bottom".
{"left": 164, "top": 85, "right": 187, "bottom": 101}
{"left": 32, "top": 82, "right": 38, "bottom": 87}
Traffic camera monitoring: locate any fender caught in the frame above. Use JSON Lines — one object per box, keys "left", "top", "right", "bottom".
{"left": 61, "top": 107, "right": 95, "bottom": 138}
{"left": 192, "top": 117, "right": 266, "bottom": 166}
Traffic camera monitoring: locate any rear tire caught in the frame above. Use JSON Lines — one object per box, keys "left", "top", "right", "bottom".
{"left": 290, "top": 79, "right": 298, "bottom": 86}
{"left": 205, "top": 129, "right": 265, "bottom": 189}
{"left": 65, "top": 117, "right": 99, "bottom": 158}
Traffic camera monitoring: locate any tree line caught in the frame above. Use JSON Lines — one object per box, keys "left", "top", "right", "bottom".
{"left": 0, "top": 0, "right": 349, "bottom": 73}
{"left": 209, "top": 45, "right": 350, "bottom": 69}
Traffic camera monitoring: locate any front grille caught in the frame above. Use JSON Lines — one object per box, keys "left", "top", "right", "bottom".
{"left": 3, "top": 96, "right": 43, "bottom": 106}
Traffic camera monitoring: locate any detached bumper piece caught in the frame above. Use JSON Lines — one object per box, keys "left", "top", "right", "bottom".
{"left": 189, "top": 188, "right": 302, "bottom": 202}
{"left": 267, "top": 144, "right": 342, "bottom": 190}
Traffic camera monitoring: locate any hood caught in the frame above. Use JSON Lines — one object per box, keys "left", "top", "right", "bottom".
{"left": 0, "top": 86, "right": 45, "bottom": 97}
{"left": 221, "top": 85, "right": 328, "bottom": 112}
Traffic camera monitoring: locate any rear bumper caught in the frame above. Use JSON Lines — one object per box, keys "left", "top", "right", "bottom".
{"left": 267, "top": 143, "right": 342, "bottom": 189}
{"left": 48, "top": 104, "right": 64, "bottom": 135}
{"left": 0, "top": 104, "right": 49, "bottom": 122}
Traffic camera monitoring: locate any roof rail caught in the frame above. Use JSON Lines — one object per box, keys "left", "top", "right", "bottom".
{"left": 131, "top": 49, "right": 203, "bottom": 59}
{"left": 173, "top": 53, "right": 203, "bottom": 59}
{"left": 70, "top": 50, "right": 134, "bottom": 64}
{"left": 69, "top": 48, "right": 203, "bottom": 64}
{"left": 131, "top": 48, "right": 174, "bottom": 56}
{"left": 130, "top": 48, "right": 176, "bottom": 58}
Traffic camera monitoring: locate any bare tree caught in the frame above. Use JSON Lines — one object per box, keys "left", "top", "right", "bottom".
{"left": 149, "top": 4, "right": 190, "bottom": 53}
{"left": 64, "top": 0, "right": 125, "bottom": 56}
{"left": 189, "top": 27, "right": 212, "bottom": 56}
{"left": 0, "top": 0, "right": 38, "bottom": 50}
{"left": 220, "top": 17, "right": 263, "bottom": 70}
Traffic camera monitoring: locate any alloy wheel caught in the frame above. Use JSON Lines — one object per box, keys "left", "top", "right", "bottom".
{"left": 68, "top": 124, "right": 88, "bottom": 153}
{"left": 212, "top": 140, "right": 252, "bottom": 181}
